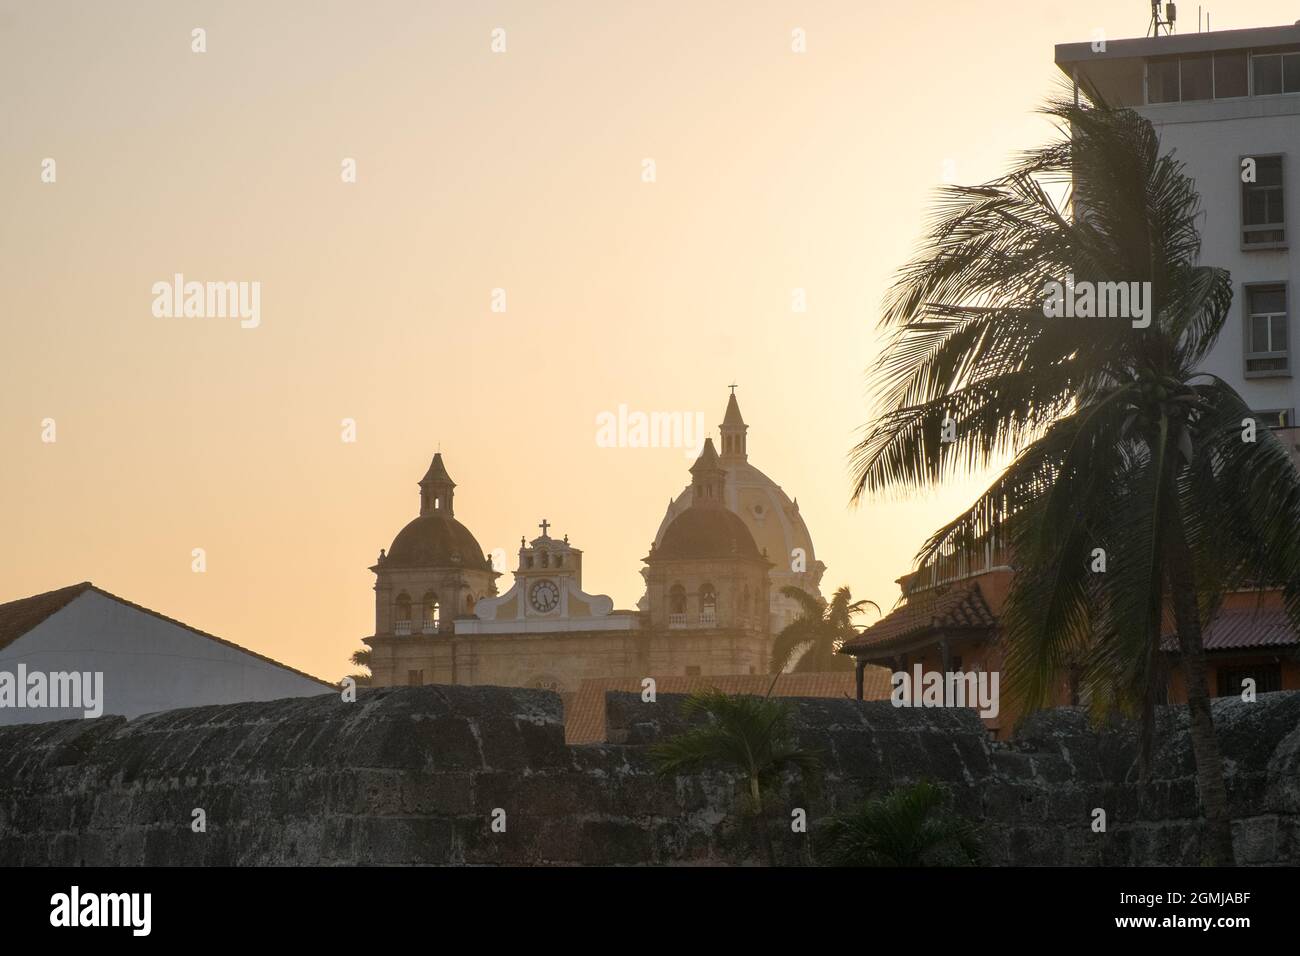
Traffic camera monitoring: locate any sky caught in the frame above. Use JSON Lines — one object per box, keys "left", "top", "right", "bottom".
{"left": 4, "top": 0, "right": 1299, "bottom": 681}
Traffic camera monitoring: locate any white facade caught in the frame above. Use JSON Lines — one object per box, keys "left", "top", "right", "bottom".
{"left": 1059, "top": 23, "right": 1300, "bottom": 423}
{"left": 0, "top": 587, "right": 333, "bottom": 725}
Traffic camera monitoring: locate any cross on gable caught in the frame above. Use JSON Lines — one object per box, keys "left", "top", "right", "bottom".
{"left": 538, "top": 518, "right": 550, "bottom": 537}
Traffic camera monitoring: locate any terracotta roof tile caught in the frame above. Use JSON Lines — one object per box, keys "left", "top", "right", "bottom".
{"left": 563, "top": 669, "right": 893, "bottom": 744}
{"left": 1162, "top": 608, "right": 1298, "bottom": 652}
{"left": 840, "top": 582, "right": 996, "bottom": 656}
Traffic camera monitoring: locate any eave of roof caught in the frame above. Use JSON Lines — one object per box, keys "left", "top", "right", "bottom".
{"left": 1162, "top": 608, "right": 1298, "bottom": 653}
{"left": 0, "top": 582, "right": 335, "bottom": 689}
{"left": 1055, "top": 23, "right": 1300, "bottom": 72}
{"left": 839, "top": 582, "right": 997, "bottom": 658}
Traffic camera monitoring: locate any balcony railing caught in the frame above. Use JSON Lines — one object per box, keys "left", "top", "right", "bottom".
{"left": 395, "top": 620, "right": 412, "bottom": 636}
{"left": 699, "top": 609, "right": 717, "bottom": 626}
{"left": 668, "top": 613, "right": 688, "bottom": 628}
{"left": 421, "top": 620, "right": 438, "bottom": 635}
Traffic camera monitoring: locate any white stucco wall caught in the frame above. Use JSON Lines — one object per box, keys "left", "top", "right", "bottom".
{"left": 1137, "top": 98, "right": 1300, "bottom": 415}
{"left": 0, "top": 591, "right": 332, "bottom": 725}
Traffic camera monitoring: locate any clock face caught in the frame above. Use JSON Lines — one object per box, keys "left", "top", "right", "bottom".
{"left": 530, "top": 579, "right": 560, "bottom": 613}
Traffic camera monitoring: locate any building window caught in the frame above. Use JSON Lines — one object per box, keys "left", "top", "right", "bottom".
{"left": 407, "top": 669, "right": 424, "bottom": 686}
{"left": 1179, "top": 54, "right": 1213, "bottom": 101}
{"left": 700, "top": 584, "right": 717, "bottom": 625}
{"left": 1147, "top": 56, "right": 1180, "bottom": 103}
{"left": 1245, "top": 284, "right": 1289, "bottom": 377}
{"left": 1214, "top": 51, "right": 1249, "bottom": 98}
{"left": 1242, "top": 155, "right": 1285, "bottom": 248}
{"left": 1216, "top": 662, "right": 1281, "bottom": 697}
{"left": 1251, "top": 408, "right": 1293, "bottom": 428}
{"left": 1251, "top": 51, "right": 1300, "bottom": 96}
{"left": 423, "top": 592, "right": 440, "bottom": 633}
{"left": 669, "top": 584, "right": 686, "bottom": 615}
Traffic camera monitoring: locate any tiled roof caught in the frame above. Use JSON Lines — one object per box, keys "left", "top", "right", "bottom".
{"left": 839, "top": 582, "right": 997, "bottom": 656}
{"left": 0, "top": 581, "right": 335, "bottom": 688}
{"left": 563, "top": 669, "right": 894, "bottom": 744}
{"left": 1161, "top": 608, "right": 1298, "bottom": 652}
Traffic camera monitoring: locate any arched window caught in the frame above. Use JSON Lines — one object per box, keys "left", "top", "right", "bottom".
{"left": 395, "top": 593, "right": 412, "bottom": 635}
{"left": 423, "top": 591, "right": 440, "bottom": 633}
{"left": 669, "top": 584, "right": 686, "bottom": 614}
{"left": 700, "top": 584, "right": 717, "bottom": 625}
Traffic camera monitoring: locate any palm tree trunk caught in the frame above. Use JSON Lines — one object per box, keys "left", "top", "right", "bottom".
{"left": 1164, "top": 512, "right": 1235, "bottom": 865}
{"left": 750, "top": 775, "right": 776, "bottom": 866}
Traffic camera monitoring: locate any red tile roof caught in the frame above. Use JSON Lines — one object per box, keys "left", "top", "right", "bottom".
{"left": 1162, "top": 607, "right": 1298, "bottom": 652}
{"left": 563, "top": 669, "right": 894, "bottom": 744}
{"left": 839, "top": 582, "right": 997, "bottom": 656}
{"left": 0, "top": 581, "right": 335, "bottom": 688}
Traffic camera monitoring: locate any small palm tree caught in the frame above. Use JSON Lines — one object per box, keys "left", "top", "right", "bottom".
{"left": 651, "top": 690, "right": 821, "bottom": 866}
{"left": 347, "top": 647, "right": 372, "bottom": 687}
{"left": 771, "top": 586, "right": 881, "bottom": 674}
{"left": 821, "top": 781, "right": 981, "bottom": 866}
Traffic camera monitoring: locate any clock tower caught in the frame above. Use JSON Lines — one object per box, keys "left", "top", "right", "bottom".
{"left": 514, "top": 519, "right": 584, "bottom": 618}
{"left": 460, "top": 520, "right": 633, "bottom": 634}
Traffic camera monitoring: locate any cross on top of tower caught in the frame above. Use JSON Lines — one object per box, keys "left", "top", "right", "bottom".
{"left": 538, "top": 518, "right": 551, "bottom": 537}
{"left": 729, "top": 382, "right": 737, "bottom": 394}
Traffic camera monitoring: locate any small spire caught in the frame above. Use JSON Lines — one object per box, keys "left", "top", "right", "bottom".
{"left": 419, "top": 452, "right": 456, "bottom": 516}
{"left": 723, "top": 391, "right": 745, "bottom": 426}
{"left": 720, "top": 390, "right": 748, "bottom": 460}
{"left": 689, "top": 438, "right": 727, "bottom": 507}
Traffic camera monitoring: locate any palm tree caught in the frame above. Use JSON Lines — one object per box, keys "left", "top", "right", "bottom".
{"left": 650, "top": 689, "right": 821, "bottom": 866}
{"left": 849, "top": 93, "right": 1300, "bottom": 865}
{"left": 821, "top": 781, "right": 981, "bottom": 866}
{"left": 346, "top": 647, "right": 372, "bottom": 687}
{"left": 770, "top": 586, "right": 880, "bottom": 674}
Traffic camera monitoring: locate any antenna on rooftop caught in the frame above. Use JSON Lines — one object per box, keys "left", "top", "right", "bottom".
{"left": 1148, "top": 0, "right": 1178, "bottom": 36}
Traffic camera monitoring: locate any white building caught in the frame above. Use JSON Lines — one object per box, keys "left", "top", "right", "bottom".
{"left": 0, "top": 582, "right": 334, "bottom": 725}
{"left": 1057, "top": 21, "right": 1300, "bottom": 440}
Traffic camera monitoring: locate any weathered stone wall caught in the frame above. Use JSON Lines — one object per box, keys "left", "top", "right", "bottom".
{"left": 0, "top": 685, "right": 1297, "bottom": 865}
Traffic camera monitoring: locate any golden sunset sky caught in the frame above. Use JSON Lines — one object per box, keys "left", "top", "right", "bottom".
{"left": 4, "top": 0, "right": 1297, "bottom": 680}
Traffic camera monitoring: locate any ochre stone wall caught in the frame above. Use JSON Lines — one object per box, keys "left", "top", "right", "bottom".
{"left": 0, "top": 686, "right": 1297, "bottom": 865}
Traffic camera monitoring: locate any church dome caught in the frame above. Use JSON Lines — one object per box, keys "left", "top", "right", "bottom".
{"left": 379, "top": 453, "right": 490, "bottom": 570}
{"left": 654, "top": 506, "right": 763, "bottom": 561}
{"left": 644, "top": 392, "right": 826, "bottom": 628}
{"left": 385, "top": 513, "right": 488, "bottom": 569}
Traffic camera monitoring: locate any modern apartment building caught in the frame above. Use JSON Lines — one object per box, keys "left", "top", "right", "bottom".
{"left": 1057, "top": 22, "right": 1300, "bottom": 442}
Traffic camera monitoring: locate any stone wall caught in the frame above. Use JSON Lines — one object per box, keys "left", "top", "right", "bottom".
{"left": 0, "top": 685, "right": 1297, "bottom": 865}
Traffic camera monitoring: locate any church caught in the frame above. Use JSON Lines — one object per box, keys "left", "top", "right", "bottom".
{"left": 364, "top": 392, "right": 826, "bottom": 693}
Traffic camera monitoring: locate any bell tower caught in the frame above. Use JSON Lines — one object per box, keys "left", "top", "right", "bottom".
{"left": 719, "top": 386, "right": 748, "bottom": 462}
{"left": 419, "top": 453, "right": 455, "bottom": 516}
